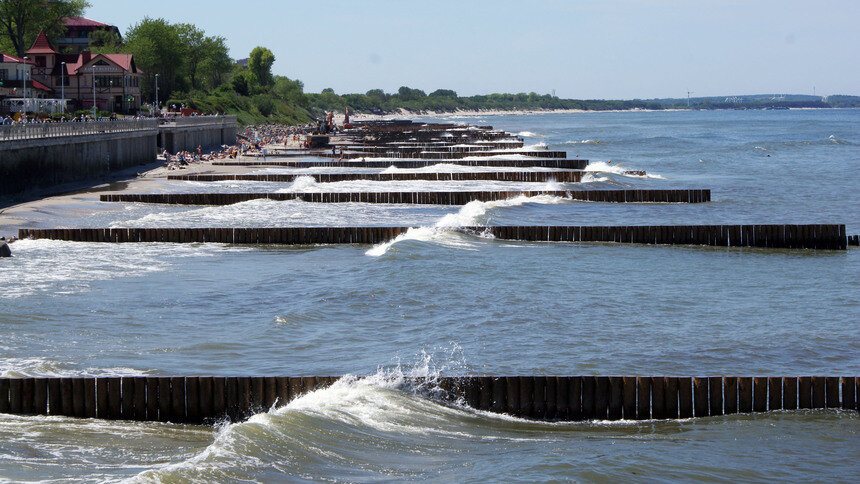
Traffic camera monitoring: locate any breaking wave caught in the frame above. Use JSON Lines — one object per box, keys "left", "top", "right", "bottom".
{"left": 365, "top": 194, "right": 570, "bottom": 257}
{"left": 584, "top": 161, "right": 665, "bottom": 179}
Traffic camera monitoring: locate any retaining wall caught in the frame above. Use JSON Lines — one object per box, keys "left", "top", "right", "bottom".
{"left": 0, "top": 129, "right": 157, "bottom": 196}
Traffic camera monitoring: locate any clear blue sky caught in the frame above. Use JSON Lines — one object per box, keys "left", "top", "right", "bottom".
{"left": 86, "top": 0, "right": 858, "bottom": 99}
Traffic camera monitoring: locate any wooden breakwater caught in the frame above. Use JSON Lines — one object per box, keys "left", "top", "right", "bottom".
{"left": 211, "top": 158, "right": 589, "bottom": 169}
{"left": 0, "top": 376, "right": 855, "bottom": 424}
{"left": 168, "top": 171, "right": 590, "bottom": 183}
{"left": 98, "top": 189, "right": 710, "bottom": 206}
{"left": 18, "top": 224, "right": 847, "bottom": 250}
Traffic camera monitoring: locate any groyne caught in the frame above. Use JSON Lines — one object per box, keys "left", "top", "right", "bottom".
{"left": 99, "top": 189, "right": 710, "bottom": 205}
{"left": 18, "top": 224, "right": 848, "bottom": 250}
{"left": 168, "top": 171, "right": 590, "bottom": 183}
{"left": 0, "top": 376, "right": 855, "bottom": 424}
{"left": 211, "top": 158, "right": 589, "bottom": 169}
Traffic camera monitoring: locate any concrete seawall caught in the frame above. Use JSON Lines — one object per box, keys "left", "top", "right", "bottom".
{"left": 158, "top": 116, "right": 238, "bottom": 153}
{"left": 0, "top": 116, "right": 238, "bottom": 197}
{"left": 0, "top": 129, "right": 157, "bottom": 196}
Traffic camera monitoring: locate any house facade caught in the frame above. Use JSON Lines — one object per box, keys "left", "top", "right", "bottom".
{"left": 26, "top": 31, "right": 141, "bottom": 114}
{"left": 0, "top": 53, "right": 53, "bottom": 107}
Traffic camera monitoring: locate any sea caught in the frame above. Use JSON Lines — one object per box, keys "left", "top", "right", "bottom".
{"left": 0, "top": 109, "right": 858, "bottom": 482}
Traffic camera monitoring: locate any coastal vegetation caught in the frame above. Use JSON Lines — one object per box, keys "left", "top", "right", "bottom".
{"left": 2, "top": 3, "right": 858, "bottom": 125}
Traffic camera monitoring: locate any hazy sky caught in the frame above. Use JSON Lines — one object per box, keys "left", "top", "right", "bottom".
{"left": 86, "top": 0, "right": 858, "bottom": 99}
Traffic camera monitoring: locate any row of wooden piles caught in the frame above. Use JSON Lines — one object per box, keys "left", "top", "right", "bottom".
{"left": 0, "top": 376, "right": 855, "bottom": 424}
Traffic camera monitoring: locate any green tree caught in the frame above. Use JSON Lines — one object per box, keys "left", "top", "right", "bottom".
{"left": 248, "top": 46, "right": 275, "bottom": 87}
{"left": 88, "top": 28, "right": 122, "bottom": 54}
{"left": 123, "top": 17, "right": 186, "bottom": 102}
{"left": 0, "top": 0, "right": 89, "bottom": 57}
{"left": 197, "top": 36, "right": 232, "bottom": 89}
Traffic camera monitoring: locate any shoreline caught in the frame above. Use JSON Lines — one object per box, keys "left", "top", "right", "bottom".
{"left": 345, "top": 106, "right": 855, "bottom": 122}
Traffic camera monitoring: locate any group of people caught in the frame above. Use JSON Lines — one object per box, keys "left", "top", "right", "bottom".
{"left": 161, "top": 143, "right": 243, "bottom": 170}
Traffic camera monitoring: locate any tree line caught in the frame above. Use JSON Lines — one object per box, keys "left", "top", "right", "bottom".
{"left": 2, "top": 1, "right": 857, "bottom": 125}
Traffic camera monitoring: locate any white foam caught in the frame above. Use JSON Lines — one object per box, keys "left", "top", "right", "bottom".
{"left": 563, "top": 139, "right": 601, "bottom": 145}
{"left": 517, "top": 131, "right": 545, "bottom": 138}
{"left": 2, "top": 239, "right": 235, "bottom": 298}
{"left": 585, "top": 160, "right": 665, "bottom": 179}
{"left": 366, "top": 194, "right": 569, "bottom": 257}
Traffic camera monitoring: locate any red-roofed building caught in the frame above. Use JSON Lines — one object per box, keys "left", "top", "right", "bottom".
{"left": 25, "top": 31, "right": 141, "bottom": 113}
{"left": 54, "top": 16, "right": 122, "bottom": 54}
{"left": 0, "top": 52, "right": 52, "bottom": 98}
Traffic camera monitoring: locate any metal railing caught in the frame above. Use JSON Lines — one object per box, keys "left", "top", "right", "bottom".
{"left": 159, "top": 115, "right": 238, "bottom": 128}
{"left": 0, "top": 119, "right": 158, "bottom": 142}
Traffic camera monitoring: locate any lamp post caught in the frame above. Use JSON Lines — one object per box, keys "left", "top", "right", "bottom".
{"left": 22, "top": 56, "right": 28, "bottom": 117}
{"left": 154, "top": 73, "right": 159, "bottom": 117}
{"left": 92, "top": 66, "right": 96, "bottom": 119}
{"left": 109, "top": 79, "right": 113, "bottom": 114}
{"left": 60, "top": 61, "right": 66, "bottom": 114}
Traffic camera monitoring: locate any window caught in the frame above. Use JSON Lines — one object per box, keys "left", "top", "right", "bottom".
{"left": 95, "top": 75, "right": 122, "bottom": 88}
{"left": 55, "top": 75, "right": 69, "bottom": 86}
{"left": 35, "top": 56, "right": 46, "bottom": 67}
{"left": 0, "top": 69, "right": 7, "bottom": 80}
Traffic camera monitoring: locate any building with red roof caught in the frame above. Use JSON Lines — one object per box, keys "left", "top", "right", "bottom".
{"left": 0, "top": 52, "right": 53, "bottom": 103}
{"left": 24, "top": 30, "right": 141, "bottom": 113}
{"left": 54, "top": 16, "right": 122, "bottom": 54}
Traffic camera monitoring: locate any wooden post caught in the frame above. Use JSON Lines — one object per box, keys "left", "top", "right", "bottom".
{"left": 505, "top": 376, "right": 520, "bottom": 416}
{"left": 170, "top": 377, "right": 186, "bottom": 422}
{"left": 491, "top": 377, "right": 506, "bottom": 413}
{"left": 158, "top": 377, "right": 171, "bottom": 422}
{"left": 798, "top": 377, "right": 812, "bottom": 409}
{"left": 708, "top": 377, "right": 723, "bottom": 416}
{"left": 693, "top": 377, "right": 709, "bottom": 417}
{"left": 812, "top": 376, "right": 825, "bottom": 408}
{"left": 753, "top": 377, "right": 767, "bottom": 412}
{"left": 782, "top": 377, "right": 797, "bottom": 410}
{"left": 651, "top": 377, "right": 666, "bottom": 419}
{"left": 622, "top": 376, "right": 637, "bottom": 420}
{"left": 637, "top": 377, "right": 651, "bottom": 420}
{"left": 825, "top": 377, "right": 840, "bottom": 408}
{"left": 213, "top": 377, "right": 227, "bottom": 420}
{"left": 665, "top": 377, "right": 679, "bottom": 419}
{"left": 146, "top": 377, "right": 159, "bottom": 421}
{"left": 842, "top": 377, "right": 856, "bottom": 411}
{"left": 120, "top": 377, "right": 135, "bottom": 420}
{"left": 0, "top": 379, "right": 10, "bottom": 414}
{"left": 9, "top": 379, "right": 22, "bottom": 414}
{"left": 768, "top": 377, "right": 782, "bottom": 410}
{"left": 724, "top": 377, "right": 738, "bottom": 414}
{"left": 186, "top": 377, "right": 200, "bottom": 424}
{"left": 106, "top": 377, "right": 121, "bottom": 419}
{"left": 608, "top": 377, "right": 623, "bottom": 420}
{"left": 34, "top": 378, "right": 48, "bottom": 415}
{"left": 569, "top": 377, "right": 582, "bottom": 420}
{"left": 533, "top": 377, "right": 546, "bottom": 419}
{"left": 581, "top": 376, "right": 595, "bottom": 420}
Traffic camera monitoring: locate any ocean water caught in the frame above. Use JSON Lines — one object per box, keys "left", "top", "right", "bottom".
{"left": 0, "top": 109, "right": 858, "bottom": 482}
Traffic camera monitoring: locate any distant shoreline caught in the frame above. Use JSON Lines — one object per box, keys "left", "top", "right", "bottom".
{"left": 346, "top": 106, "right": 853, "bottom": 122}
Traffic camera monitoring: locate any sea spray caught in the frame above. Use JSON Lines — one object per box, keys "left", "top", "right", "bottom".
{"left": 366, "top": 194, "right": 570, "bottom": 256}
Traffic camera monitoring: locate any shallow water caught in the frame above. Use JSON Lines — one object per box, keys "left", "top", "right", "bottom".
{"left": 1, "top": 110, "right": 858, "bottom": 482}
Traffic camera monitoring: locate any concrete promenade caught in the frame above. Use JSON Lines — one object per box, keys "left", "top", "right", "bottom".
{"left": 0, "top": 116, "right": 238, "bottom": 198}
